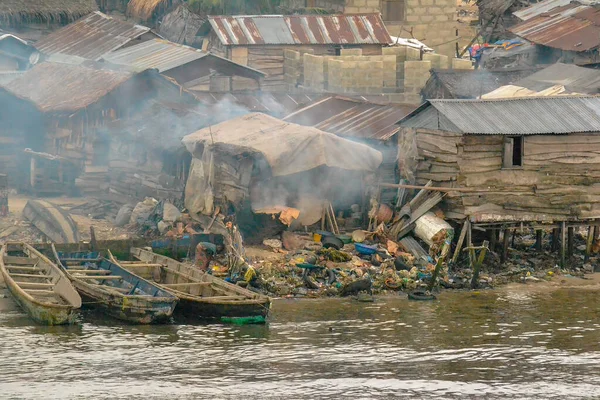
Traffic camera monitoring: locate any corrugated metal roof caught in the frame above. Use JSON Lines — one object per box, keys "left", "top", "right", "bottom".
{"left": 193, "top": 92, "right": 323, "bottom": 117}
{"left": 208, "top": 14, "right": 392, "bottom": 46}
{"left": 509, "top": 2, "right": 600, "bottom": 52}
{"left": 284, "top": 96, "right": 415, "bottom": 140}
{"left": 103, "top": 38, "right": 266, "bottom": 77}
{"left": 399, "top": 97, "right": 600, "bottom": 134}
{"left": 515, "top": 62, "right": 600, "bottom": 93}
{"left": 2, "top": 61, "right": 134, "bottom": 112}
{"left": 513, "top": 0, "right": 571, "bottom": 20}
{"left": 35, "top": 11, "right": 153, "bottom": 61}
{"left": 103, "top": 39, "right": 207, "bottom": 72}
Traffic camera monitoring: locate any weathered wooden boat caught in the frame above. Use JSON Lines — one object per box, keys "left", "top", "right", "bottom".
{"left": 22, "top": 200, "right": 79, "bottom": 244}
{"left": 51, "top": 245, "right": 178, "bottom": 324}
{"left": 0, "top": 243, "right": 81, "bottom": 325}
{"left": 112, "top": 248, "right": 270, "bottom": 320}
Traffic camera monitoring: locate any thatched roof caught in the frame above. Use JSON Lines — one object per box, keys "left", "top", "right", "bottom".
{"left": 127, "top": 0, "right": 173, "bottom": 22}
{"left": 0, "top": 0, "right": 98, "bottom": 24}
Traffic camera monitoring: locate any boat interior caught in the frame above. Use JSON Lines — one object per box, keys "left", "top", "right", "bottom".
{"left": 55, "top": 249, "right": 173, "bottom": 298}
{"left": 2, "top": 244, "right": 79, "bottom": 306}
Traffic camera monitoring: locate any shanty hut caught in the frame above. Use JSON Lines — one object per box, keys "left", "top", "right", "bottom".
{"left": 398, "top": 96, "right": 600, "bottom": 224}
{"left": 0, "top": 0, "right": 98, "bottom": 41}
{"left": 283, "top": 96, "right": 415, "bottom": 205}
{"left": 182, "top": 112, "right": 383, "bottom": 240}
{"left": 34, "top": 12, "right": 158, "bottom": 61}
{"left": 103, "top": 39, "right": 266, "bottom": 92}
{"left": 0, "top": 58, "right": 199, "bottom": 197}
{"left": 203, "top": 14, "right": 392, "bottom": 91}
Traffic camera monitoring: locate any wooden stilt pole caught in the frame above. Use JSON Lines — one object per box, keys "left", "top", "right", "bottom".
{"left": 567, "top": 226, "right": 574, "bottom": 257}
{"left": 501, "top": 229, "right": 510, "bottom": 264}
{"left": 552, "top": 228, "right": 559, "bottom": 252}
{"left": 560, "top": 221, "right": 566, "bottom": 268}
{"left": 511, "top": 229, "right": 516, "bottom": 248}
{"left": 489, "top": 229, "right": 497, "bottom": 252}
{"left": 585, "top": 225, "right": 594, "bottom": 263}
{"left": 535, "top": 230, "right": 543, "bottom": 252}
{"left": 466, "top": 220, "right": 473, "bottom": 266}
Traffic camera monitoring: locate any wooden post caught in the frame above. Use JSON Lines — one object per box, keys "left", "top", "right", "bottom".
{"left": 489, "top": 229, "right": 497, "bottom": 252}
{"left": 585, "top": 225, "right": 594, "bottom": 263}
{"left": 567, "top": 226, "right": 574, "bottom": 257}
{"left": 501, "top": 229, "right": 510, "bottom": 264}
{"left": 511, "top": 229, "right": 516, "bottom": 248}
{"left": 552, "top": 228, "right": 559, "bottom": 252}
{"left": 452, "top": 220, "right": 469, "bottom": 264}
{"left": 470, "top": 240, "right": 489, "bottom": 289}
{"left": 560, "top": 221, "right": 566, "bottom": 268}
{"left": 466, "top": 220, "right": 473, "bottom": 266}
{"left": 427, "top": 243, "right": 450, "bottom": 292}
{"left": 535, "top": 230, "right": 543, "bottom": 251}
{"left": 89, "top": 226, "right": 97, "bottom": 252}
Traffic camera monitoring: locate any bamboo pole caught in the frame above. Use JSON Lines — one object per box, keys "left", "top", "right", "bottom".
{"left": 560, "top": 221, "right": 566, "bottom": 268}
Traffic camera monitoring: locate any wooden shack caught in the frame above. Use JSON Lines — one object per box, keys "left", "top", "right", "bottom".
{"left": 0, "top": 59, "right": 201, "bottom": 198}
{"left": 398, "top": 97, "right": 600, "bottom": 224}
{"left": 203, "top": 14, "right": 392, "bottom": 91}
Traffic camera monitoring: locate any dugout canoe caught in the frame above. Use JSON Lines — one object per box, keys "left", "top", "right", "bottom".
{"left": 112, "top": 248, "right": 270, "bottom": 320}
{"left": 52, "top": 245, "right": 178, "bottom": 324}
{"left": 0, "top": 243, "right": 81, "bottom": 325}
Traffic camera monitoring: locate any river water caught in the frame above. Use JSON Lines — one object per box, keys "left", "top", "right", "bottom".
{"left": 2, "top": 288, "right": 600, "bottom": 399}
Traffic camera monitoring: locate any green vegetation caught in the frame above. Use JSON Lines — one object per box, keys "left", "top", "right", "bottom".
{"left": 188, "top": 0, "right": 283, "bottom": 14}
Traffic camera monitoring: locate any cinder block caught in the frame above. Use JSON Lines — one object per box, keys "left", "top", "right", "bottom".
{"left": 406, "top": 47, "right": 422, "bottom": 60}
{"left": 420, "top": 15, "right": 434, "bottom": 22}
{"left": 452, "top": 58, "right": 474, "bottom": 70}
{"left": 435, "top": 15, "right": 449, "bottom": 21}
{"left": 428, "top": 7, "right": 443, "bottom": 14}
{"left": 420, "top": 0, "right": 434, "bottom": 5}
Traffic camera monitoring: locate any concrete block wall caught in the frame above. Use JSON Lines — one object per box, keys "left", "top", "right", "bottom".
{"left": 386, "top": 0, "right": 458, "bottom": 58}
{"left": 284, "top": 49, "right": 302, "bottom": 90}
{"left": 344, "top": 0, "right": 381, "bottom": 13}
{"left": 404, "top": 60, "right": 431, "bottom": 104}
{"left": 303, "top": 53, "right": 326, "bottom": 92}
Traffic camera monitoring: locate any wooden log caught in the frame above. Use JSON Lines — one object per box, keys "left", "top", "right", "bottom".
{"left": 490, "top": 229, "right": 497, "bottom": 252}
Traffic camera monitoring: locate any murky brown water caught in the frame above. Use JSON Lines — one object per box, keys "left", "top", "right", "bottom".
{"left": 2, "top": 288, "right": 600, "bottom": 399}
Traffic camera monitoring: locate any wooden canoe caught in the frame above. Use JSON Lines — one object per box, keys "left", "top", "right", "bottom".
{"left": 51, "top": 245, "right": 178, "bottom": 324}
{"left": 115, "top": 248, "right": 270, "bottom": 320}
{"left": 0, "top": 243, "right": 81, "bottom": 325}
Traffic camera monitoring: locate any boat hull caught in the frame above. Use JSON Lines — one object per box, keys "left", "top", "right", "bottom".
{"left": 77, "top": 288, "right": 174, "bottom": 324}
{"left": 176, "top": 296, "right": 270, "bottom": 319}
{"left": 4, "top": 277, "right": 79, "bottom": 325}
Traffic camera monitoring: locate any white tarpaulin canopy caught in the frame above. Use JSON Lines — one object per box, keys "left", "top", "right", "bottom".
{"left": 182, "top": 112, "right": 383, "bottom": 176}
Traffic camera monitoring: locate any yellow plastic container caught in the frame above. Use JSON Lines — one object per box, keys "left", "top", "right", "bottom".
{"left": 313, "top": 232, "right": 322, "bottom": 243}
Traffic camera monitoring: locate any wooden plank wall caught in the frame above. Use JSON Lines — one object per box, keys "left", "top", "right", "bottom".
{"left": 408, "top": 129, "right": 600, "bottom": 221}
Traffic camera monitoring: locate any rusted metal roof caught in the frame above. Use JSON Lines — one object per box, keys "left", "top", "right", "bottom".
{"left": 1, "top": 61, "right": 134, "bottom": 113}
{"left": 207, "top": 14, "right": 392, "bottom": 46}
{"left": 513, "top": 0, "right": 571, "bottom": 21}
{"left": 284, "top": 96, "right": 415, "bottom": 140}
{"left": 35, "top": 11, "right": 154, "bottom": 61}
{"left": 509, "top": 2, "right": 600, "bottom": 52}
